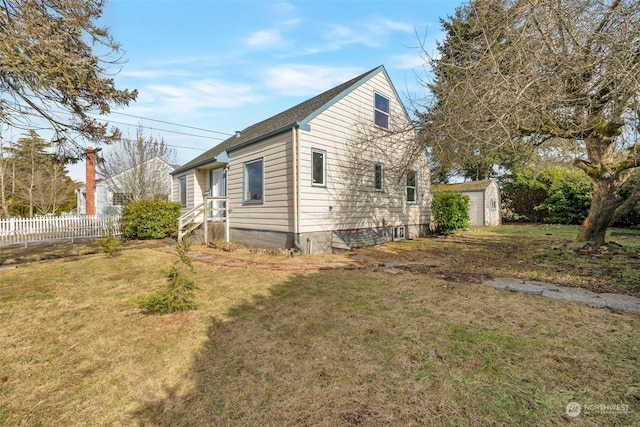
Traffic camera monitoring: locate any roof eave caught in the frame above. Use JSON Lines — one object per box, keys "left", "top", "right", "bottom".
{"left": 225, "top": 122, "right": 298, "bottom": 154}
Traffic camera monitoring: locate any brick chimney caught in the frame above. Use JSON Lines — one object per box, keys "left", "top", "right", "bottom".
{"left": 86, "top": 147, "right": 96, "bottom": 215}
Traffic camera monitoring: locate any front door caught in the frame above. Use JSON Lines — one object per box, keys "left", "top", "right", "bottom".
{"left": 208, "top": 168, "right": 226, "bottom": 218}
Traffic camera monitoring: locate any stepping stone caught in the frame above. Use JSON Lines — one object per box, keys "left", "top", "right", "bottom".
{"left": 599, "top": 293, "right": 640, "bottom": 314}
{"left": 542, "top": 288, "right": 607, "bottom": 308}
{"left": 505, "top": 282, "right": 547, "bottom": 295}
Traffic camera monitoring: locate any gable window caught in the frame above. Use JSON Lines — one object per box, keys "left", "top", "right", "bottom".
{"left": 178, "top": 175, "right": 187, "bottom": 207}
{"left": 374, "top": 162, "right": 384, "bottom": 191}
{"left": 406, "top": 170, "right": 417, "bottom": 203}
{"left": 312, "top": 149, "right": 326, "bottom": 187}
{"left": 374, "top": 93, "right": 390, "bottom": 129}
{"left": 244, "top": 158, "right": 264, "bottom": 203}
{"left": 112, "top": 193, "right": 132, "bottom": 206}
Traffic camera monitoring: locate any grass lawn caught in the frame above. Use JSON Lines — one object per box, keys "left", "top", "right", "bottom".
{"left": 1, "top": 225, "right": 639, "bottom": 425}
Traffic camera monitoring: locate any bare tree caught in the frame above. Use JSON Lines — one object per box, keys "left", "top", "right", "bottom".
{"left": 422, "top": 0, "right": 640, "bottom": 246}
{"left": 97, "top": 125, "right": 175, "bottom": 202}
{"left": 0, "top": 0, "right": 137, "bottom": 160}
{"left": 31, "top": 161, "right": 77, "bottom": 214}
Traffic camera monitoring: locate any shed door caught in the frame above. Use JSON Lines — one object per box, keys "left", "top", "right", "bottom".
{"left": 467, "top": 192, "right": 484, "bottom": 226}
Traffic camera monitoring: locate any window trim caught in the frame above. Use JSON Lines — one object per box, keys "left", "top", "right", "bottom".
{"left": 243, "top": 157, "right": 264, "bottom": 204}
{"left": 311, "top": 148, "right": 327, "bottom": 187}
{"left": 406, "top": 170, "right": 418, "bottom": 204}
{"left": 177, "top": 175, "right": 187, "bottom": 207}
{"left": 374, "top": 92, "right": 390, "bottom": 129}
{"left": 374, "top": 162, "right": 384, "bottom": 192}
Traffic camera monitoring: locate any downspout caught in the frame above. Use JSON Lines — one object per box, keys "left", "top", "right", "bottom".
{"left": 292, "top": 126, "right": 304, "bottom": 254}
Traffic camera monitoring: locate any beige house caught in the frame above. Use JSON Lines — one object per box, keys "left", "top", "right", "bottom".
{"left": 432, "top": 180, "right": 501, "bottom": 226}
{"left": 171, "top": 65, "right": 430, "bottom": 253}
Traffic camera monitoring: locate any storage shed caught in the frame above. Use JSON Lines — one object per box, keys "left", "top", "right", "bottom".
{"left": 432, "top": 180, "right": 501, "bottom": 226}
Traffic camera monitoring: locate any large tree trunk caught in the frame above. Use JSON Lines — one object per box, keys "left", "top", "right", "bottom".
{"left": 578, "top": 176, "right": 619, "bottom": 246}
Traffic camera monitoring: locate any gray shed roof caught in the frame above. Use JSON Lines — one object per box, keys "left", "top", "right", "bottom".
{"left": 431, "top": 179, "right": 498, "bottom": 192}
{"left": 172, "top": 65, "right": 384, "bottom": 175}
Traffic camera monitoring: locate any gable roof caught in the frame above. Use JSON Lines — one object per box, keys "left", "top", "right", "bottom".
{"left": 172, "top": 65, "right": 391, "bottom": 175}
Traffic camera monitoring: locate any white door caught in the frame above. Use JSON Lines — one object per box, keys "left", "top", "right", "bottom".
{"left": 209, "top": 168, "right": 226, "bottom": 218}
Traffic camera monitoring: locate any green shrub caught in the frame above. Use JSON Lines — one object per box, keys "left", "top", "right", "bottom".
{"left": 431, "top": 191, "right": 470, "bottom": 234}
{"left": 95, "top": 221, "right": 121, "bottom": 257}
{"left": 121, "top": 199, "right": 181, "bottom": 240}
{"left": 613, "top": 173, "right": 640, "bottom": 229}
{"left": 138, "top": 238, "right": 197, "bottom": 314}
{"left": 534, "top": 167, "right": 591, "bottom": 224}
{"left": 500, "top": 166, "right": 591, "bottom": 224}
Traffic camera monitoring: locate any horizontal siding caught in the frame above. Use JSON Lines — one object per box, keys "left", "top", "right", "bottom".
{"left": 172, "top": 171, "right": 200, "bottom": 209}
{"left": 227, "top": 131, "right": 294, "bottom": 232}
{"left": 298, "top": 71, "right": 430, "bottom": 233}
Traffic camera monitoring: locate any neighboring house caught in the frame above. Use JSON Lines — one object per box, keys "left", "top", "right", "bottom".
{"left": 77, "top": 156, "right": 177, "bottom": 215}
{"left": 171, "top": 65, "right": 431, "bottom": 253}
{"left": 432, "top": 179, "right": 501, "bottom": 226}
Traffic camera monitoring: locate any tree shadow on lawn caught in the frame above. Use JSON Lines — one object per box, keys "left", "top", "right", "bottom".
{"left": 132, "top": 268, "right": 640, "bottom": 426}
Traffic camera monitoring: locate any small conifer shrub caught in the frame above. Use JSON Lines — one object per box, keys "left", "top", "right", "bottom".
{"left": 138, "top": 237, "right": 197, "bottom": 314}
{"left": 95, "top": 221, "right": 121, "bottom": 257}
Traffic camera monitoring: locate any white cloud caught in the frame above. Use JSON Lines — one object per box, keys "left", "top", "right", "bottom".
{"left": 246, "top": 29, "right": 283, "bottom": 48}
{"left": 146, "top": 79, "right": 263, "bottom": 111}
{"left": 302, "top": 17, "right": 416, "bottom": 54}
{"left": 391, "top": 53, "right": 428, "bottom": 70}
{"left": 378, "top": 18, "right": 414, "bottom": 33}
{"left": 119, "top": 69, "right": 194, "bottom": 79}
{"left": 266, "top": 64, "right": 363, "bottom": 96}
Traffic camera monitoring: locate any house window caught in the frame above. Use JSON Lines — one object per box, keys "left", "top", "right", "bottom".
{"left": 374, "top": 162, "right": 384, "bottom": 191}
{"left": 312, "top": 149, "right": 326, "bottom": 186}
{"left": 374, "top": 93, "right": 390, "bottom": 129}
{"left": 244, "top": 158, "right": 264, "bottom": 203}
{"left": 178, "top": 175, "right": 187, "bottom": 207}
{"left": 112, "top": 193, "right": 132, "bottom": 206}
{"left": 406, "top": 170, "right": 417, "bottom": 203}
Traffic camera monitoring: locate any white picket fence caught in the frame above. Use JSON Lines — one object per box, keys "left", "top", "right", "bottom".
{"left": 0, "top": 215, "right": 121, "bottom": 246}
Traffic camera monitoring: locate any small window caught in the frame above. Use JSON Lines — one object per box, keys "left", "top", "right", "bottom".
{"left": 406, "top": 170, "right": 417, "bottom": 203}
{"left": 244, "top": 158, "right": 264, "bottom": 203}
{"left": 374, "top": 93, "right": 390, "bottom": 129}
{"left": 312, "top": 149, "right": 326, "bottom": 187}
{"left": 178, "top": 175, "right": 187, "bottom": 207}
{"left": 374, "top": 162, "right": 384, "bottom": 191}
{"left": 112, "top": 193, "right": 132, "bottom": 206}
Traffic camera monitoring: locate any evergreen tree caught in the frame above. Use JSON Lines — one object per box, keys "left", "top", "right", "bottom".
{"left": 0, "top": 0, "right": 137, "bottom": 160}
{"left": 5, "top": 131, "right": 76, "bottom": 217}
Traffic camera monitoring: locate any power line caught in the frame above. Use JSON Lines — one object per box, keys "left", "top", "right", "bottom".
{"left": 109, "top": 111, "right": 233, "bottom": 136}
{"left": 3, "top": 100, "right": 233, "bottom": 141}
{"left": 94, "top": 116, "right": 228, "bottom": 141}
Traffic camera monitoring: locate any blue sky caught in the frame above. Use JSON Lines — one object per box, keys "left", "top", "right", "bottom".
{"left": 70, "top": 0, "right": 465, "bottom": 181}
